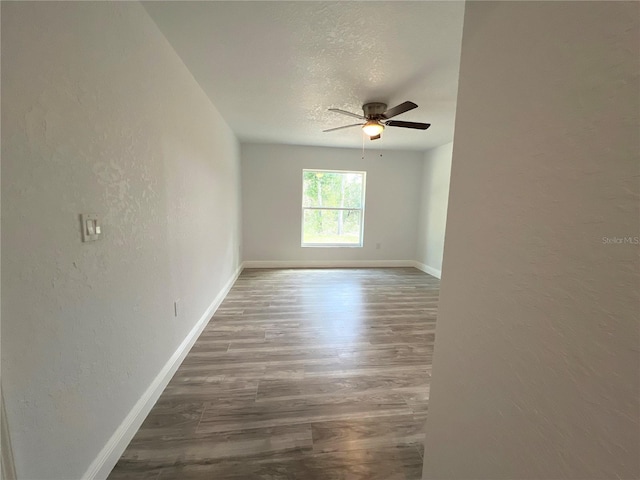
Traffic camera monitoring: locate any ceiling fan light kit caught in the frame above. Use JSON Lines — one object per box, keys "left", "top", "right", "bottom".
{"left": 362, "top": 119, "right": 384, "bottom": 137}
{"left": 324, "top": 101, "right": 431, "bottom": 141}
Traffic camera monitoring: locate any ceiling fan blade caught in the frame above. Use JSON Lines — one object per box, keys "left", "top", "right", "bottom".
{"left": 369, "top": 134, "right": 381, "bottom": 141}
{"left": 383, "top": 101, "right": 418, "bottom": 119}
{"left": 328, "top": 108, "right": 365, "bottom": 120}
{"left": 323, "top": 123, "right": 364, "bottom": 133}
{"left": 385, "top": 120, "right": 431, "bottom": 130}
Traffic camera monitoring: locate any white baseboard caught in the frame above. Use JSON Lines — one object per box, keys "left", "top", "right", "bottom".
{"left": 1, "top": 389, "right": 17, "bottom": 480}
{"left": 413, "top": 261, "right": 442, "bottom": 279}
{"left": 83, "top": 263, "right": 244, "bottom": 480}
{"left": 242, "top": 260, "right": 416, "bottom": 269}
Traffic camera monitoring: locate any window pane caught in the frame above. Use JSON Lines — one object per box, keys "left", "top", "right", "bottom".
{"left": 303, "top": 171, "right": 363, "bottom": 208}
{"left": 302, "top": 209, "right": 362, "bottom": 245}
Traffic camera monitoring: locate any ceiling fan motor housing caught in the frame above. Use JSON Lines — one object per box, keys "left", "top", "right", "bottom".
{"left": 363, "top": 102, "right": 387, "bottom": 119}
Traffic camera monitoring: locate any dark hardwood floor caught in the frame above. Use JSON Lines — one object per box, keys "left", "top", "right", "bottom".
{"left": 108, "top": 267, "right": 439, "bottom": 480}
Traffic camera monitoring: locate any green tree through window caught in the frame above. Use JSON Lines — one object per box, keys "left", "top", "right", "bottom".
{"left": 302, "top": 170, "right": 366, "bottom": 246}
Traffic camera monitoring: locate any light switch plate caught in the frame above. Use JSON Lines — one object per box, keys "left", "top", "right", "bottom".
{"left": 81, "top": 214, "right": 101, "bottom": 242}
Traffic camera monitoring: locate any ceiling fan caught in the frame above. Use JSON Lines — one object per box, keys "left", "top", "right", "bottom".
{"left": 323, "top": 101, "right": 431, "bottom": 140}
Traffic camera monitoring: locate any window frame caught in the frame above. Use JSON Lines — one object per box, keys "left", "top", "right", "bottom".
{"left": 300, "top": 169, "right": 367, "bottom": 248}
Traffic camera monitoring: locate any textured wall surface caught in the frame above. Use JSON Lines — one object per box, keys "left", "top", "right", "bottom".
{"left": 1, "top": 3, "right": 241, "bottom": 478}
{"left": 416, "top": 142, "right": 453, "bottom": 276}
{"left": 241, "top": 143, "right": 422, "bottom": 264}
{"left": 423, "top": 2, "right": 639, "bottom": 479}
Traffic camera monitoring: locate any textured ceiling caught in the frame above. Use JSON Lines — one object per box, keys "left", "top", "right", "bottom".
{"left": 143, "top": 1, "right": 465, "bottom": 151}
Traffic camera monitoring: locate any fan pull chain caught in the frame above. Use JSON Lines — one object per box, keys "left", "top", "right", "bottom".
{"left": 362, "top": 131, "right": 365, "bottom": 159}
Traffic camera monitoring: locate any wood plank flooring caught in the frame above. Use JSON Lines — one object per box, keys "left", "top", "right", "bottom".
{"left": 108, "top": 267, "right": 439, "bottom": 480}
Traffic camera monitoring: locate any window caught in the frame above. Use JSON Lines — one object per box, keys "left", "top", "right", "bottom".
{"left": 302, "top": 169, "right": 366, "bottom": 247}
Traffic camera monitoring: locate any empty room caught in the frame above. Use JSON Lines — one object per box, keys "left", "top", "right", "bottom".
{"left": 1, "top": 2, "right": 638, "bottom": 480}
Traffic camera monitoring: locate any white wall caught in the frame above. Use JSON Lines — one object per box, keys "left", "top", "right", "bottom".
{"left": 423, "top": 2, "right": 639, "bottom": 479}
{"left": 241, "top": 143, "right": 423, "bottom": 266}
{"left": 1, "top": 3, "right": 241, "bottom": 479}
{"left": 416, "top": 142, "right": 453, "bottom": 277}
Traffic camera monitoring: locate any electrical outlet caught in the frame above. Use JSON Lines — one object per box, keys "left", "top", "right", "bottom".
{"left": 174, "top": 300, "right": 180, "bottom": 318}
